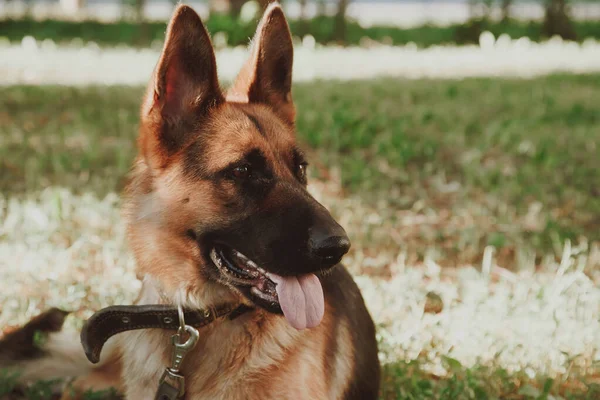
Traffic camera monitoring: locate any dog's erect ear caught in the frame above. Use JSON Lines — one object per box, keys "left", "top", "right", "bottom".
{"left": 228, "top": 3, "right": 295, "bottom": 125}
{"left": 140, "top": 5, "right": 223, "bottom": 169}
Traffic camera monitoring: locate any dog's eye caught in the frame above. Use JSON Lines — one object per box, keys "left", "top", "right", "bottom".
{"left": 232, "top": 165, "right": 251, "bottom": 179}
{"left": 297, "top": 163, "right": 308, "bottom": 182}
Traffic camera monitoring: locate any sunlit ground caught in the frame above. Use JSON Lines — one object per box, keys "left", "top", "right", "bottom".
{"left": 2, "top": 36, "right": 600, "bottom": 85}
{"left": 1, "top": 76, "right": 599, "bottom": 398}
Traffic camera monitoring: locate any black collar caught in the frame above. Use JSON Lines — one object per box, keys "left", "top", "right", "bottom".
{"left": 81, "top": 303, "right": 252, "bottom": 363}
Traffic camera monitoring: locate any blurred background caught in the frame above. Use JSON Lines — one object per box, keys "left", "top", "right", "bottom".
{"left": 1, "top": 0, "right": 599, "bottom": 399}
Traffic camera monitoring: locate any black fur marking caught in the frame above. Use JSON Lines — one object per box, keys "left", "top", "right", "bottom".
{"left": 182, "top": 140, "right": 206, "bottom": 179}
{"left": 321, "top": 267, "right": 381, "bottom": 400}
{"left": 158, "top": 118, "right": 197, "bottom": 155}
{"left": 198, "top": 180, "right": 347, "bottom": 278}
{"left": 0, "top": 308, "right": 70, "bottom": 362}
{"left": 212, "top": 148, "right": 275, "bottom": 204}
{"left": 244, "top": 148, "right": 271, "bottom": 177}
{"left": 272, "top": 54, "right": 292, "bottom": 94}
{"left": 186, "top": 229, "right": 197, "bottom": 240}
{"left": 243, "top": 110, "right": 266, "bottom": 137}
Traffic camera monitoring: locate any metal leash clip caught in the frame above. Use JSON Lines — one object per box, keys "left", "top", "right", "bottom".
{"left": 155, "top": 305, "right": 199, "bottom": 400}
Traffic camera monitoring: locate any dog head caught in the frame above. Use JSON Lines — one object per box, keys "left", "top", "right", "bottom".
{"left": 126, "top": 3, "right": 349, "bottom": 330}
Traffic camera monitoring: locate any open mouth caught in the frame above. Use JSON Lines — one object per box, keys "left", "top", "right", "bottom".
{"left": 209, "top": 245, "right": 325, "bottom": 330}
{"left": 210, "top": 246, "right": 279, "bottom": 307}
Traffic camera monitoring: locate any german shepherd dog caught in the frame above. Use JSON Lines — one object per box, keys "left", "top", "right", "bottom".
{"left": 0, "top": 3, "right": 379, "bottom": 399}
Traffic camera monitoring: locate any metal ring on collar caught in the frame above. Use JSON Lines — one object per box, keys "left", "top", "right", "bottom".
{"left": 177, "top": 304, "right": 185, "bottom": 335}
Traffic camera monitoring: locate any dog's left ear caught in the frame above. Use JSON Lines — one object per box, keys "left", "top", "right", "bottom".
{"left": 228, "top": 3, "right": 295, "bottom": 125}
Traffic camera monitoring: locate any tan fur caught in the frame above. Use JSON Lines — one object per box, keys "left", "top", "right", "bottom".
{"left": 228, "top": 3, "right": 296, "bottom": 124}
{"left": 61, "top": 352, "right": 123, "bottom": 400}
{"left": 115, "top": 280, "right": 337, "bottom": 399}
{"left": 2, "top": 4, "right": 378, "bottom": 399}
{"left": 9, "top": 331, "right": 91, "bottom": 383}
{"left": 327, "top": 320, "right": 355, "bottom": 399}
{"left": 226, "top": 3, "right": 272, "bottom": 103}
{"left": 115, "top": 5, "right": 359, "bottom": 397}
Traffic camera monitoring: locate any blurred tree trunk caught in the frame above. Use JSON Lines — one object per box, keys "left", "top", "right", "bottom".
{"left": 121, "top": 0, "right": 148, "bottom": 45}
{"left": 467, "top": 0, "right": 493, "bottom": 20}
{"left": 333, "top": 0, "right": 349, "bottom": 43}
{"left": 298, "top": 0, "right": 308, "bottom": 35}
{"left": 483, "top": 0, "right": 493, "bottom": 18}
{"left": 58, "top": 0, "right": 86, "bottom": 17}
{"left": 316, "top": 0, "right": 326, "bottom": 16}
{"left": 542, "top": 0, "right": 576, "bottom": 40}
{"left": 227, "top": 0, "right": 280, "bottom": 18}
{"left": 229, "top": 0, "right": 246, "bottom": 17}
{"left": 120, "top": 0, "right": 145, "bottom": 21}
{"left": 501, "top": 0, "right": 512, "bottom": 22}
{"left": 134, "top": 0, "right": 145, "bottom": 21}
{"left": 467, "top": 0, "right": 477, "bottom": 19}
{"left": 298, "top": 0, "right": 308, "bottom": 20}
{"left": 23, "top": 0, "right": 32, "bottom": 16}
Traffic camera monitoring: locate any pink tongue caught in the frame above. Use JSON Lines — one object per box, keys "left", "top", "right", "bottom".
{"left": 267, "top": 273, "right": 324, "bottom": 330}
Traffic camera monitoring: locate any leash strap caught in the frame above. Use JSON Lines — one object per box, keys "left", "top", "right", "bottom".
{"left": 155, "top": 376, "right": 181, "bottom": 400}
{"left": 80, "top": 304, "right": 251, "bottom": 364}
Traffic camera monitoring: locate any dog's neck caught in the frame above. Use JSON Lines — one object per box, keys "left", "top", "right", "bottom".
{"left": 137, "top": 274, "right": 243, "bottom": 312}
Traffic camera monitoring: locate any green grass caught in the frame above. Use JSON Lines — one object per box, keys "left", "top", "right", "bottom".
{"left": 0, "top": 372, "right": 122, "bottom": 399}
{"left": 381, "top": 358, "right": 600, "bottom": 400}
{"left": 1, "top": 16, "right": 600, "bottom": 48}
{"left": 1, "top": 77, "right": 600, "bottom": 399}
{"left": 2, "top": 76, "right": 598, "bottom": 267}
{"left": 2, "top": 360, "right": 597, "bottom": 400}
{"left": 298, "top": 76, "right": 600, "bottom": 259}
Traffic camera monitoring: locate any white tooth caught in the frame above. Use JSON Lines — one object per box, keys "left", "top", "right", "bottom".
{"left": 210, "top": 248, "right": 221, "bottom": 267}
{"left": 266, "top": 273, "right": 279, "bottom": 285}
{"left": 254, "top": 265, "right": 267, "bottom": 274}
{"left": 250, "top": 286, "right": 278, "bottom": 302}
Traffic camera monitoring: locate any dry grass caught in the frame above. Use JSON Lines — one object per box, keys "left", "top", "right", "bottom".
{"left": 1, "top": 78, "right": 599, "bottom": 398}
{"left": 1, "top": 184, "right": 599, "bottom": 399}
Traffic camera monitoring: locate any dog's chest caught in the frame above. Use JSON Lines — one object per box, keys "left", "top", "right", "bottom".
{"left": 120, "top": 317, "right": 327, "bottom": 399}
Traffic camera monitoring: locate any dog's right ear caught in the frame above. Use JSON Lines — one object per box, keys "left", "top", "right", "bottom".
{"left": 140, "top": 5, "right": 223, "bottom": 170}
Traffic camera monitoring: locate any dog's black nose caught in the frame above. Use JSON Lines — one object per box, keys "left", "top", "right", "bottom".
{"left": 309, "top": 224, "right": 351, "bottom": 266}
{"left": 313, "top": 235, "right": 351, "bottom": 264}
